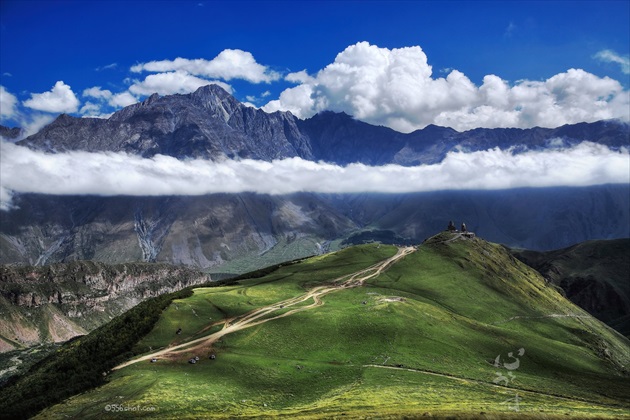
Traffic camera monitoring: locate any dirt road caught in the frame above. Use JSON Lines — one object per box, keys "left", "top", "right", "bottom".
{"left": 113, "top": 246, "right": 415, "bottom": 370}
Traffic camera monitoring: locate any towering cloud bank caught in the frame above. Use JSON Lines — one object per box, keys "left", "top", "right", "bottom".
{"left": 1, "top": 140, "right": 628, "bottom": 211}
{"left": 264, "top": 42, "right": 630, "bottom": 132}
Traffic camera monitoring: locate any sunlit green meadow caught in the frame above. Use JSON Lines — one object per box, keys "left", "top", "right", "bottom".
{"left": 36, "top": 238, "right": 630, "bottom": 419}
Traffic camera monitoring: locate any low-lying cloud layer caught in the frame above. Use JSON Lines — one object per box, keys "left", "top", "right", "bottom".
{"left": 1, "top": 141, "right": 628, "bottom": 211}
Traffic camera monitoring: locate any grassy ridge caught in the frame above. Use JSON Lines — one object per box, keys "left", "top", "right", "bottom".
{"left": 15, "top": 238, "right": 630, "bottom": 418}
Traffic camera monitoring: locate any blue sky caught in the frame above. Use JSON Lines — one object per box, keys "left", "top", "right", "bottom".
{"left": 1, "top": 0, "right": 629, "bottom": 134}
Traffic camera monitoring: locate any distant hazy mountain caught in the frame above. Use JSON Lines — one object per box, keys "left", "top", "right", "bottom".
{"left": 1, "top": 186, "right": 628, "bottom": 270}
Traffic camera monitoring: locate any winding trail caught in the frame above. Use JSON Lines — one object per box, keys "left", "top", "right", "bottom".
{"left": 491, "top": 313, "right": 593, "bottom": 325}
{"left": 362, "top": 364, "right": 625, "bottom": 409}
{"left": 113, "top": 246, "right": 415, "bottom": 370}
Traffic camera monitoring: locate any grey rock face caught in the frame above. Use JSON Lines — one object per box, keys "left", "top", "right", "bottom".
{"left": 0, "top": 193, "right": 355, "bottom": 270}
{"left": 0, "top": 260, "right": 208, "bottom": 309}
{"left": 0, "top": 261, "right": 209, "bottom": 350}
{"left": 20, "top": 85, "right": 312, "bottom": 161}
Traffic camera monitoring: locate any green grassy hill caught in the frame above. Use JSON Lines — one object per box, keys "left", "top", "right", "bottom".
{"left": 512, "top": 239, "right": 630, "bottom": 337}
{"left": 3, "top": 234, "right": 630, "bottom": 419}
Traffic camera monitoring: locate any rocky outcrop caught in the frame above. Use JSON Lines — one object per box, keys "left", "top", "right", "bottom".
{"left": 0, "top": 261, "right": 210, "bottom": 351}
{"left": 0, "top": 261, "right": 209, "bottom": 307}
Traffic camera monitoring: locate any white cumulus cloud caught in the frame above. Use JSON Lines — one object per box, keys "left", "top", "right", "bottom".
{"left": 131, "top": 49, "right": 281, "bottom": 83}
{"left": 83, "top": 86, "right": 113, "bottom": 100}
{"left": 128, "top": 71, "right": 233, "bottom": 96}
{"left": 23, "top": 81, "right": 80, "bottom": 113}
{"left": 79, "top": 102, "right": 102, "bottom": 116}
{"left": 110, "top": 92, "right": 138, "bottom": 108}
{"left": 0, "top": 86, "right": 55, "bottom": 139}
{"left": 1, "top": 140, "right": 628, "bottom": 211}
{"left": 286, "top": 70, "right": 314, "bottom": 84}
{"left": 0, "top": 85, "right": 18, "bottom": 120}
{"left": 264, "top": 42, "right": 630, "bottom": 132}
{"left": 81, "top": 86, "right": 138, "bottom": 116}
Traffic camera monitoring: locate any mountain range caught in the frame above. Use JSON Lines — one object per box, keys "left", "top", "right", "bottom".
{"left": 1, "top": 84, "right": 629, "bottom": 272}
{"left": 15, "top": 84, "right": 629, "bottom": 164}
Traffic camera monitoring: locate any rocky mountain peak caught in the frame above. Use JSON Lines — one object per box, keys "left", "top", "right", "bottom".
{"left": 14, "top": 84, "right": 630, "bottom": 165}
{"left": 57, "top": 113, "right": 77, "bottom": 124}
{"left": 192, "top": 83, "right": 233, "bottom": 100}
{"left": 144, "top": 92, "right": 161, "bottom": 105}
{"left": 18, "top": 83, "right": 314, "bottom": 160}
{"left": 418, "top": 124, "right": 458, "bottom": 135}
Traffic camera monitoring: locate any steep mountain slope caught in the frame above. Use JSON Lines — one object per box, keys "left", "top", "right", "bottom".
{"left": 2, "top": 185, "right": 628, "bottom": 269}
{"left": 0, "top": 193, "right": 354, "bottom": 271}
{"left": 18, "top": 86, "right": 312, "bottom": 161}
{"left": 512, "top": 239, "right": 630, "bottom": 337}
{"left": 0, "top": 261, "right": 210, "bottom": 352}
{"left": 5, "top": 236, "right": 628, "bottom": 419}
